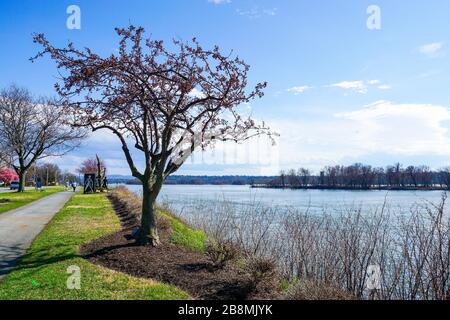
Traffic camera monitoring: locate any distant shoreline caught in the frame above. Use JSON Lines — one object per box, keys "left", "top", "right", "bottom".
{"left": 251, "top": 185, "right": 450, "bottom": 191}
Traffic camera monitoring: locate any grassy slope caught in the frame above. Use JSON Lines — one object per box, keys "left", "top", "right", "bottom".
{"left": 159, "top": 209, "right": 206, "bottom": 253}
{"left": 0, "top": 187, "right": 65, "bottom": 214}
{"left": 0, "top": 193, "right": 190, "bottom": 300}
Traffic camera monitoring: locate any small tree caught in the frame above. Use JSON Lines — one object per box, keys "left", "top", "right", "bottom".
{"left": 33, "top": 25, "right": 274, "bottom": 245}
{"left": 0, "top": 85, "right": 85, "bottom": 192}
{"left": 0, "top": 168, "right": 19, "bottom": 185}
{"left": 77, "top": 156, "right": 106, "bottom": 175}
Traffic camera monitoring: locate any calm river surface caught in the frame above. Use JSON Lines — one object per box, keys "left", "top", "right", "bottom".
{"left": 120, "top": 184, "right": 449, "bottom": 216}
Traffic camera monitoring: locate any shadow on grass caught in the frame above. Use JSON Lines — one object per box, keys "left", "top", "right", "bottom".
{"left": 0, "top": 244, "right": 24, "bottom": 277}
{"left": 0, "top": 243, "right": 78, "bottom": 277}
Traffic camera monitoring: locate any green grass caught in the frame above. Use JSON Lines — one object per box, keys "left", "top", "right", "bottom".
{"left": 159, "top": 209, "right": 207, "bottom": 253}
{"left": 0, "top": 187, "right": 64, "bottom": 214}
{"left": 0, "top": 193, "right": 190, "bottom": 300}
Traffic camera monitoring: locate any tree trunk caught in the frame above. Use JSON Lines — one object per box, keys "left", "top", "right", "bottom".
{"left": 18, "top": 170, "right": 26, "bottom": 193}
{"left": 138, "top": 181, "right": 160, "bottom": 246}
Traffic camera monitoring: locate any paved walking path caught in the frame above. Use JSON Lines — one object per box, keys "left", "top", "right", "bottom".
{"left": 0, "top": 191, "right": 74, "bottom": 279}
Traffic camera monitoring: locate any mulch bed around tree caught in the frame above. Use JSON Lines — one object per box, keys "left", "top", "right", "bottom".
{"left": 80, "top": 196, "right": 280, "bottom": 300}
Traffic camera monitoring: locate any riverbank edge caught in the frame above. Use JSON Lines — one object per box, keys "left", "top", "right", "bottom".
{"left": 251, "top": 185, "right": 450, "bottom": 191}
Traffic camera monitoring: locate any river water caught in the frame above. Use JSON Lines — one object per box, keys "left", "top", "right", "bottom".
{"left": 120, "top": 184, "right": 448, "bottom": 216}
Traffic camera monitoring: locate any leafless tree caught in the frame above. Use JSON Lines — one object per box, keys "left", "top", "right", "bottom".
{"left": 275, "top": 163, "right": 448, "bottom": 190}
{"left": 279, "top": 170, "right": 287, "bottom": 188}
{"left": 32, "top": 25, "right": 274, "bottom": 245}
{"left": 287, "top": 169, "right": 299, "bottom": 187}
{"left": 297, "top": 168, "right": 311, "bottom": 186}
{"left": 29, "top": 162, "right": 62, "bottom": 186}
{"left": 0, "top": 85, "right": 85, "bottom": 192}
{"left": 439, "top": 167, "right": 450, "bottom": 188}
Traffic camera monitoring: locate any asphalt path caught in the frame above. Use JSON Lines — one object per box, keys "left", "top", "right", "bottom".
{"left": 0, "top": 191, "right": 74, "bottom": 279}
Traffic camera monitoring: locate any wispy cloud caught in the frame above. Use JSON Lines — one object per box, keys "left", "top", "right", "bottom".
{"left": 416, "top": 70, "right": 442, "bottom": 79}
{"left": 287, "top": 86, "right": 313, "bottom": 95}
{"left": 208, "top": 0, "right": 231, "bottom": 4}
{"left": 236, "top": 100, "right": 450, "bottom": 173}
{"left": 236, "top": 7, "right": 277, "bottom": 19}
{"left": 329, "top": 80, "right": 390, "bottom": 94}
{"left": 335, "top": 100, "right": 450, "bottom": 155}
{"left": 330, "top": 80, "right": 369, "bottom": 94}
{"left": 418, "top": 42, "right": 444, "bottom": 58}
{"left": 262, "top": 8, "right": 277, "bottom": 16}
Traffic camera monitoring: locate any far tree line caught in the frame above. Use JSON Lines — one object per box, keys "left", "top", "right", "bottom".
{"left": 272, "top": 163, "right": 450, "bottom": 190}
{"left": 125, "top": 175, "right": 275, "bottom": 186}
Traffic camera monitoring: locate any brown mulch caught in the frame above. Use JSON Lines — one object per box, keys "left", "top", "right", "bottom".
{"left": 80, "top": 195, "right": 280, "bottom": 300}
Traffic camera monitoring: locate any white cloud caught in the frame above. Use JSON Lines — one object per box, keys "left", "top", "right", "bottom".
{"left": 329, "top": 80, "right": 391, "bottom": 94}
{"left": 247, "top": 101, "right": 450, "bottom": 173}
{"left": 287, "top": 86, "right": 313, "bottom": 95}
{"left": 335, "top": 101, "right": 450, "bottom": 155}
{"left": 208, "top": 0, "right": 231, "bottom": 4}
{"left": 330, "top": 80, "right": 368, "bottom": 94}
{"left": 367, "top": 80, "right": 380, "bottom": 85}
{"left": 418, "top": 42, "right": 444, "bottom": 57}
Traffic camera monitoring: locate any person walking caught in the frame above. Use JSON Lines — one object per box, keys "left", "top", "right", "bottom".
{"left": 71, "top": 181, "right": 77, "bottom": 192}
{"left": 36, "top": 177, "right": 42, "bottom": 191}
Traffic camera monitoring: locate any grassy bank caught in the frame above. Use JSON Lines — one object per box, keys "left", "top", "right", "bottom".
{"left": 0, "top": 187, "right": 64, "bottom": 214}
{"left": 159, "top": 208, "right": 206, "bottom": 253}
{"left": 0, "top": 192, "right": 190, "bottom": 300}
{"left": 101, "top": 187, "right": 282, "bottom": 300}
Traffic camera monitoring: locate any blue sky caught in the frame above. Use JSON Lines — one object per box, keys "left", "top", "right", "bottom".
{"left": 1, "top": 0, "right": 450, "bottom": 175}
